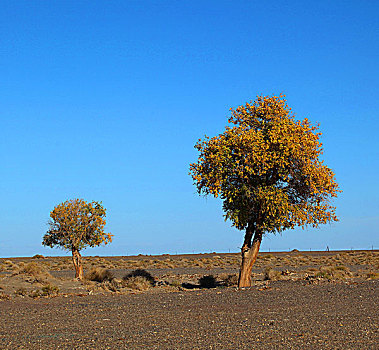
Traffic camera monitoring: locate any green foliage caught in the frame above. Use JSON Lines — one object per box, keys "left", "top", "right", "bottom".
{"left": 190, "top": 95, "right": 340, "bottom": 234}
{"left": 42, "top": 199, "right": 112, "bottom": 252}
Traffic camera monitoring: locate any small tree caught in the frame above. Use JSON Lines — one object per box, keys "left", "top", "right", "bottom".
{"left": 42, "top": 199, "right": 112, "bottom": 280}
{"left": 190, "top": 95, "right": 340, "bottom": 288}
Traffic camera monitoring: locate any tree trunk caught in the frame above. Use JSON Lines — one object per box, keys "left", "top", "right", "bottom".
{"left": 238, "top": 225, "right": 263, "bottom": 289}
{"left": 72, "top": 248, "right": 84, "bottom": 280}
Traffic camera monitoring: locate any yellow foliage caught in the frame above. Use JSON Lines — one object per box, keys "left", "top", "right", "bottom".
{"left": 189, "top": 95, "right": 341, "bottom": 233}
{"left": 43, "top": 199, "right": 112, "bottom": 251}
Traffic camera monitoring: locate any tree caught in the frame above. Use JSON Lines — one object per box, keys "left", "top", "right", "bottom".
{"left": 189, "top": 95, "right": 340, "bottom": 288}
{"left": 42, "top": 199, "right": 112, "bottom": 280}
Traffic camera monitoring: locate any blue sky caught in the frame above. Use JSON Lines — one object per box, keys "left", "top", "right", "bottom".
{"left": 1, "top": 1, "right": 378, "bottom": 257}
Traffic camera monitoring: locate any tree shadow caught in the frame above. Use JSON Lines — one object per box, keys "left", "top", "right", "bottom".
{"left": 181, "top": 275, "right": 220, "bottom": 289}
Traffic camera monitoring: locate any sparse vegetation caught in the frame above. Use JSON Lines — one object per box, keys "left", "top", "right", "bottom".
{"left": 220, "top": 274, "right": 239, "bottom": 287}
{"left": 366, "top": 271, "right": 379, "bottom": 280}
{"left": 13, "top": 262, "right": 53, "bottom": 283}
{"left": 168, "top": 279, "right": 182, "bottom": 288}
{"left": 85, "top": 267, "right": 114, "bottom": 282}
{"left": 29, "top": 290, "right": 42, "bottom": 299}
{"left": 14, "top": 287, "right": 28, "bottom": 296}
{"left": 0, "top": 251, "right": 377, "bottom": 297}
{"left": 314, "top": 265, "right": 353, "bottom": 280}
{"left": 32, "top": 254, "right": 45, "bottom": 259}
{"left": 122, "top": 276, "right": 152, "bottom": 291}
{"left": 0, "top": 291, "right": 11, "bottom": 300}
{"left": 264, "top": 267, "right": 282, "bottom": 281}
{"left": 123, "top": 269, "right": 155, "bottom": 290}
{"left": 41, "top": 284, "right": 60, "bottom": 296}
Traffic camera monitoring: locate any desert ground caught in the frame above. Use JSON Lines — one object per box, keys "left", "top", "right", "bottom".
{"left": 1, "top": 250, "right": 378, "bottom": 349}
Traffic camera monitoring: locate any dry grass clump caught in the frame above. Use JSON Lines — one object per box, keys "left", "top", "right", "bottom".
{"left": 264, "top": 267, "right": 282, "bottom": 281}
{"left": 122, "top": 276, "right": 152, "bottom": 291}
{"left": 32, "top": 254, "right": 44, "bottom": 259}
{"left": 168, "top": 279, "right": 182, "bottom": 288}
{"left": 16, "top": 284, "right": 60, "bottom": 298}
{"left": 192, "top": 259, "right": 205, "bottom": 268}
{"left": 85, "top": 267, "right": 114, "bottom": 282}
{"left": 122, "top": 269, "right": 155, "bottom": 290}
{"left": 41, "top": 283, "right": 60, "bottom": 296}
{"left": 0, "top": 291, "right": 11, "bottom": 301}
{"left": 1, "top": 260, "right": 17, "bottom": 271}
{"left": 220, "top": 274, "right": 239, "bottom": 287}
{"left": 315, "top": 265, "right": 352, "bottom": 280}
{"left": 55, "top": 261, "right": 71, "bottom": 270}
{"left": 13, "top": 262, "right": 53, "bottom": 283}
{"left": 152, "top": 259, "right": 175, "bottom": 269}
{"left": 289, "top": 255, "right": 311, "bottom": 267}
{"left": 106, "top": 279, "right": 124, "bottom": 292}
{"left": 14, "top": 287, "right": 28, "bottom": 296}
{"left": 366, "top": 271, "right": 379, "bottom": 280}
{"left": 28, "top": 290, "right": 42, "bottom": 299}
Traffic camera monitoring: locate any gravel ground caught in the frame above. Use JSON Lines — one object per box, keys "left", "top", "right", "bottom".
{"left": 1, "top": 280, "right": 378, "bottom": 349}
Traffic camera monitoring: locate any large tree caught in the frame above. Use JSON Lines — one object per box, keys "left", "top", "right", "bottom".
{"left": 42, "top": 199, "right": 112, "bottom": 280}
{"left": 190, "top": 95, "right": 340, "bottom": 288}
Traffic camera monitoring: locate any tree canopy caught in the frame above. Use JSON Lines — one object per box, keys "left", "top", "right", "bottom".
{"left": 43, "top": 198, "right": 112, "bottom": 252}
{"left": 190, "top": 94, "right": 340, "bottom": 233}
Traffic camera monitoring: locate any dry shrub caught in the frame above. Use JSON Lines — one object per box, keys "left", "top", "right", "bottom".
{"left": 32, "top": 254, "right": 44, "bottom": 259}
{"left": 315, "top": 265, "right": 352, "bottom": 280}
{"left": 220, "top": 274, "right": 238, "bottom": 287}
{"left": 29, "top": 290, "right": 42, "bottom": 299}
{"left": 366, "top": 271, "right": 379, "bottom": 280}
{"left": 41, "top": 284, "right": 60, "bottom": 296}
{"left": 123, "top": 276, "right": 152, "bottom": 290}
{"left": 264, "top": 267, "right": 282, "bottom": 281}
{"left": 106, "top": 278, "right": 123, "bottom": 292}
{"left": 192, "top": 260, "right": 205, "bottom": 268}
{"left": 0, "top": 291, "right": 11, "bottom": 301}
{"left": 13, "top": 262, "right": 52, "bottom": 283}
{"left": 169, "top": 279, "right": 182, "bottom": 288}
{"left": 57, "top": 263, "right": 72, "bottom": 270}
{"left": 123, "top": 269, "right": 155, "bottom": 290}
{"left": 85, "top": 267, "right": 114, "bottom": 282}
{"left": 3, "top": 260, "right": 17, "bottom": 271}
{"left": 199, "top": 275, "right": 217, "bottom": 288}
{"left": 14, "top": 287, "right": 28, "bottom": 296}
{"left": 224, "top": 258, "right": 238, "bottom": 266}
{"left": 306, "top": 267, "right": 318, "bottom": 272}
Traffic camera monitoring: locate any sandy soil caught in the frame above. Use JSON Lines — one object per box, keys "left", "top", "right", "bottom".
{"left": 1, "top": 280, "right": 378, "bottom": 349}
{"left": 0, "top": 251, "right": 378, "bottom": 349}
